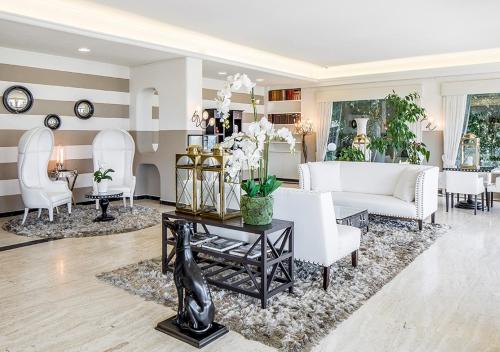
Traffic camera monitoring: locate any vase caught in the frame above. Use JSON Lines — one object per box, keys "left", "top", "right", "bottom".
{"left": 353, "top": 117, "right": 371, "bottom": 161}
{"left": 97, "top": 180, "right": 108, "bottom": 193}
{"left": 240, "top": 195, "right": 274, "bottom": 225}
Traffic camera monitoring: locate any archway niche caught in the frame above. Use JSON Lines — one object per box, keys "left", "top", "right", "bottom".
{"left": 135, "top": 87, "right": 160, "bottom": 153}
{"left": 135, "top": 163, "right": 161, "bottom": 199}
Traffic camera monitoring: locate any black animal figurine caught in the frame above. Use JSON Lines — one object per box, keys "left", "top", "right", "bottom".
{"left": 164, "top": 220, "right": 215, "bottom": 334}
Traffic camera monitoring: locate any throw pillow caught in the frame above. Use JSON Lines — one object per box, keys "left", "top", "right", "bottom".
{"left": 393, "top": 167, "right": 420, "bottom": 202}
{"left": 308, "top": 162, "right": 342, "bottom": 192}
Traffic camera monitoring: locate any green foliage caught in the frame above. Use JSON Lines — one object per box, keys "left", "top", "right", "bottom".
{"left": 241, "top": 175, "right": 282, "bottom": 198}
{"left": 407, "top": 142, "right": 431, "bottom": 165}
{"left": 93, "top": 168, "right": 114, "bottom": 183}
{"left": 338, "top": 147, "right": 366, "bottom": 162}
{"left": 368, "top": 91, "right": 431, "bottom": 162}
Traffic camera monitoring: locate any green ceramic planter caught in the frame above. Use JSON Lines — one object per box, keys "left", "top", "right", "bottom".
{"left": 240, "top": 195, "right": 274, "bottom": 225}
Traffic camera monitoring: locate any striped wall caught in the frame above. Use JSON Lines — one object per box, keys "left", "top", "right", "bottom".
{"left": 0, "top": 47, "right": 131, "bottom": 213}
{"left": 0, "top": 47, "right": 267, "bottom": 213}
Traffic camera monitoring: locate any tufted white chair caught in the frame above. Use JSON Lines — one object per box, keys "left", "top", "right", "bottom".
{"left": 488, "top": 173, "right": 500, "bottom": 208}
{"left": 92, "top": 129, "right": 136, "bottom": 208}
{"left": 445, "top": 171, "right": 485, "bottom": 215}
{"left": 18, "top": 127, "right": 72, "bottom": 224}
{"left": 273, "top": 187, "right": 361, "bottom": 290}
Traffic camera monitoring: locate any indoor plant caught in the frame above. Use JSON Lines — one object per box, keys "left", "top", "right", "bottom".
{"left": 338, "top": 146, "right": 366, "bottom": 161}
{"left": 221, "top": 118, "right": 295, "bottom": 225}
{"left": 93, "top": 166, "right": 114, "bottom": 193}
{"left": 368, "top": 91, "right": 431, "bottom": 164}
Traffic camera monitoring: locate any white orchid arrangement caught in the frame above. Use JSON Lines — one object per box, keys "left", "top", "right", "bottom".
{"left": 215, "top": 73, "right": 257, "bottom": 128}
{"left": 221, "top": 117, "right": 295, "bottom": 198}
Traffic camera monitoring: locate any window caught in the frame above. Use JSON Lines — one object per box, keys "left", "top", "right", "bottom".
{"left": 325, "top": 99, "right": 388, "bottom": 161}
{"left": 465, "top": 93, "right": 500, "bottom": 167}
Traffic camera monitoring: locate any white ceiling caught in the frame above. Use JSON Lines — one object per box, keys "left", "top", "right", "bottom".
{"left": 87, "top": 0, "right": 500, "bottom": 66}
{"left": 0, "top": 19, "right": 308, "bottom": 85}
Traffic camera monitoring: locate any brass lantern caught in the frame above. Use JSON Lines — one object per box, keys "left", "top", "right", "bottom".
{"left": 460, "top": 133, "right": 480, "bottom": 170}
{"left": 200, "top": 145, "right": 241, "bottom": 220}
{"left": 175, "top": 145, "right": 202, "bottom": 214}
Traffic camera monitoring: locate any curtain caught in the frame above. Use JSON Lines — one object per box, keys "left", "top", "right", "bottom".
{"left": 316, "top": 102, "right": 333, "bottom": 161}
{"left": 442, "top": 95, "right": 468, "bottom": 168}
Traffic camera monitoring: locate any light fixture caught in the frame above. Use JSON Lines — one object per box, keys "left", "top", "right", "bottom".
{"left": 256, "top": 78, "right": 264, "bottom": 82}
{"left": 78, "top": 47, "right": 91, "bottom": 53}
{"left": 217, "top": 71, "right": 227, "bottom": 76}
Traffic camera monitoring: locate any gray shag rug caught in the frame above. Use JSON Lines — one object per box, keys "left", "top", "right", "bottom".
{"left": 3, "top": 204, "right": 160, "bottom": 238}
{"left": 97, "top": 216, "right": 449, "bottom": 352}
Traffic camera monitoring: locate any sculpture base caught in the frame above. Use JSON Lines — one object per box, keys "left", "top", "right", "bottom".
{"left": 155, "top": 316, "right": 228, "bottom": 348}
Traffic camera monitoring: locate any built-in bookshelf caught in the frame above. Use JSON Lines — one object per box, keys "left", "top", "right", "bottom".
{"left": 268, "top": 88, "right": 301, "bottom": 101}
{"left": 267, "top": 88, "right": 301, "bottom": 124}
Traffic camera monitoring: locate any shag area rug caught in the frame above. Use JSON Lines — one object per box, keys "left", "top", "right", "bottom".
{"left": 3, "top": 204, "right": 161, "bottom": 238}
{"left": 97, "top": 216, "right": 449, "bottom": 352}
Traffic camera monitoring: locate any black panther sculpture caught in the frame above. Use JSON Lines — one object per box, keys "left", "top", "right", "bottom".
{"left": 164, "top": 219, "right": 215, "bottom": 334}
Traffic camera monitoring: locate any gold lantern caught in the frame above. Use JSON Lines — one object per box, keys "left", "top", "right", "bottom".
{"left": 460, "top": 133, "right": 480, "bottom": 170}
{"left": 175, "top": 145, "right": 202, "bottom": 214}
{"left": 200, "top": 145, "right": 241, "bottom": 220}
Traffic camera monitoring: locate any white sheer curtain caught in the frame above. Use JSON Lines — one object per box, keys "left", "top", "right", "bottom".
{"left": 316, "top": 102, "right": 333, "bottom": 161}
{"left": 442, "top": 95, "right": 468, "bottom": 168}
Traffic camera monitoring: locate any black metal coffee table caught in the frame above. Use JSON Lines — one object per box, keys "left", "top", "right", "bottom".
{"left": 335, "top": 205, "right": 369, "bottom": 232}
{"left": 85, "top": 191, "right": 123, "bottom": 222}
{"left": 162, "top": 211, "right": 294, "bottom": 309}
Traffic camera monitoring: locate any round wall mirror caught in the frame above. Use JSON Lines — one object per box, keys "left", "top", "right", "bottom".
{"left": 74, "top": 99, "right": 94, "bottom": 119}
{"left": 2, "top": 86, "right": 33, "bottom": 114}
{"left": 44, "top": 114, "right": 61, "bottom": 130}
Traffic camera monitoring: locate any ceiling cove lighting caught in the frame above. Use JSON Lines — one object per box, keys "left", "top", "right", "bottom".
{"left": 256, "top": 78, "right": 265, "bottom": 82}
{"left": 78, "top": 47, "right": 91, "bottom": 53}
{"left": 218, "top": 71, "right": 227, "bottom": 75}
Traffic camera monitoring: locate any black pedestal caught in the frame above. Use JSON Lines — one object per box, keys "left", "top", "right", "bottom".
{"left": 155, "top": 316, "right": 228, "bottom": 348}
{"left": 94, "top": 198, "right": 115, "bottom": 222}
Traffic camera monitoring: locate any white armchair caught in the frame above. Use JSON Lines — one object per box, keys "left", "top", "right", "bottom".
{"left": 445, "top": 171, "right": 485, "bottom": 215}
{"left": 273, "top": 187, "right": 361, "bottom": 289}
{"left": 17, "top": 127, "right": 72, "bottom": 224}
{"left": 92, "top": 129, "right": 136, "bottom": 208}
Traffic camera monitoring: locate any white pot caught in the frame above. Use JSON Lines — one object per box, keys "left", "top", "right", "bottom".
{"left": 97, "top": 180, "right": 109, "bottom": 193}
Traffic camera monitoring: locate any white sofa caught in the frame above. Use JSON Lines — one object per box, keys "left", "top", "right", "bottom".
{"left": 299, "top": 161, "right": 439, "bottom": 230}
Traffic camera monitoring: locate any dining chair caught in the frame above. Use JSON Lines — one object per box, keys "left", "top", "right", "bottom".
{"left": 445, "top": 171, "right": 485, "bottom": 215}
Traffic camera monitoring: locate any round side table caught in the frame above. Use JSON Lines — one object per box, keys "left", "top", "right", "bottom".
{"left": 85, "top": 191, "right": 123, "bottom": 222}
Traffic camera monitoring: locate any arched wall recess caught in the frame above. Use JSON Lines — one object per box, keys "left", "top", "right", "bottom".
{"left": 135, "top": 87, "right": 160, "bottom": 153}
{"left": 135, "top": 163, "right": 161, "bottom": 198}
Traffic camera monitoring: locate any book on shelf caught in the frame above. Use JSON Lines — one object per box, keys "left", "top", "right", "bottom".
{"left": 190, "top": 232, "right": 218, "bottom": 246}
{"left": 201, "top": 238, "right": 245, "bottom": 252}
{"left": 229, "top": 243, "right": 271, "bottom": 259}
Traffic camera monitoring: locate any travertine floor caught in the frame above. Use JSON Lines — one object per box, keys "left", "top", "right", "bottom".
{"left": 0, "top": 199, "right": 499, "bottom": 352}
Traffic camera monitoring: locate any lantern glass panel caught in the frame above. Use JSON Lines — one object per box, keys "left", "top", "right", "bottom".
{"left": 176, "top": 155, "right": 197, "bottom": 213}
{"left": 200, "top": 157, "right": 221, "bottom": 216}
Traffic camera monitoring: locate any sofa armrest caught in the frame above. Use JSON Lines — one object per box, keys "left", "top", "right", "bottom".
{"left": 415, "top": 166, "right": 439, "bottom": 220}
{"left": 298, "top": 163, "right": 311, "bottom": 190}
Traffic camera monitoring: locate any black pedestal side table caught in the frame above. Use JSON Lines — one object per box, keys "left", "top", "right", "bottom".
{"left": 85, "top": 191, "right": 123, "bottom": 222}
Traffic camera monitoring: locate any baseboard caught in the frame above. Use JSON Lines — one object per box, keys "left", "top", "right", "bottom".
{"left": 134, "top": 195, "right": 161, "bottom": 201}
{"left": 160, "top": 200, "right": 176, "bottom": 206}
{"left": 277, "top": 178, "right": 299, "bottom": 183}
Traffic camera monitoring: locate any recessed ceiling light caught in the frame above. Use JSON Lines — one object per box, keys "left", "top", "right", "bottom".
{"left": 218, "top": 71, "right": 227, "bottom": 75}
{"left": 256, "top": 78, "right": 264, "bottom": 82}
{"left": 78, "top": 47, "right": 91, "bottom": 53}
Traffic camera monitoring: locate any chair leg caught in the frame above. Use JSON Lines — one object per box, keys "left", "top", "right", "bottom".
{"left": 95, "top": 200, "right": 99, "bottom": 210}
{"left": 323, "top": 266, "right": 330, "bottom": 290}
{"left": 49, "top": 207, "right": 54, "bottom": 222}
{"left": 123, "top": 197, "right": 127, "bottom": 207}
{"left": 481, "top": 192, "right": 485, "bottom": 212}
{"left": 351, "top": 250, "right": 358, "bottom": 267}
{"left": 55, "top": 206, "right": 59, "bottom": 214}
{"left": 474, "top": 195, "right": 477, "bottom": 215}
{"left": 451, "top": 193, "right": 454, "bottom": 208}
{"left": 37, "top": 208, "right": 42, "bottom": 218}
{"left": 22, "top": 208, "right": 29, "bottom": 225}
{"left": 445, "top": 192, "right": 449, "bottom": 212}
{"left": 457, "top": 193, "right": 460, "bottom": 202}
{"left": 67, "top": 202, "right": 72, "bottom": 215}
{"left": 491, "top": 192, "right": 494, "bottom": 208}
{"left": 431, "top": 212, "right": 436, "bottom": 224}
{"left": 130, "top": 196, "right": 134, "bottom": 208}
{"left": 418, "top": 220, "right": 423, "bottom": 231}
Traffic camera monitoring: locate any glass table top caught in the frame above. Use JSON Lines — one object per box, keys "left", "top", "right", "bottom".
{"left": 334, "top": 205, "right": 367, "bottom": 220}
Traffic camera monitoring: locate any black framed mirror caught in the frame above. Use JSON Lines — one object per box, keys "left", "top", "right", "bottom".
{"left": 74, "top": 99, "right": 94, "bottom": 119}
{"left": 2, "top": 85, "right": 33, "bottom": 114}
{"left": 44, "top": 114, "right": 61, "bottom": 130}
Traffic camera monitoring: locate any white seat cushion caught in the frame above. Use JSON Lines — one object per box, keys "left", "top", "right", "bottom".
{"left": 332, "top": 191, "right": 417, "bottom": 218}
{"left": 107, "top": 185, "right": 132, "bottom": 195}
{"left": 47, "top": 191, "right": 71, "bottom": 203}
